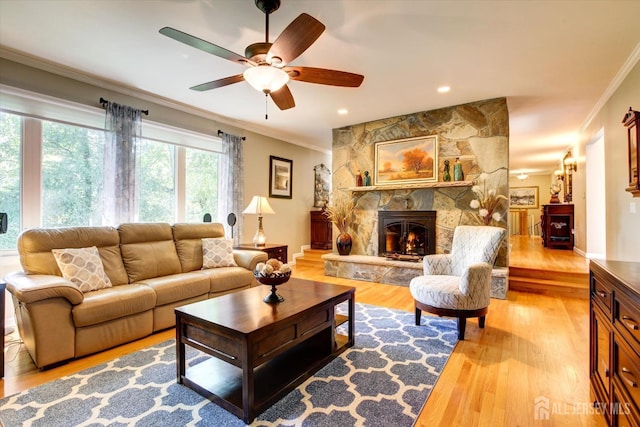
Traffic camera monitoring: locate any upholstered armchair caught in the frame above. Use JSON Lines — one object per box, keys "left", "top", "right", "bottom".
{"left": 409, "top": 225, "right": 506, "bottom": 340}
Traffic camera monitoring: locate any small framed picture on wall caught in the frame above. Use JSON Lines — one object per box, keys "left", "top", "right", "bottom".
{"left": 269, "top": 155, "right": 293, "bottom": 199}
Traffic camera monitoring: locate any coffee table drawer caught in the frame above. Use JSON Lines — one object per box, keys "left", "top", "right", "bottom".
{"left": 255, "top": 305, "right": 332, "bottom": 362}
{"left": 184, "top": 323, "right": 241, "bottom": 361}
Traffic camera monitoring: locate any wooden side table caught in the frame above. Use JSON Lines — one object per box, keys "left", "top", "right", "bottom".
{"left": 235, "top": 243, "right": 288, "bottom": 263}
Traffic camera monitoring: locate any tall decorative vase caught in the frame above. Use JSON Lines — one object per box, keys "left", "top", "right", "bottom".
{"left": 336, "top": 232, "right": 352, "bottom": 256}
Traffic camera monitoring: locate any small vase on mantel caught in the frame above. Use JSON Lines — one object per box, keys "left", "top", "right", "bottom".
{"left": 336, "top": 232, "right": 352, "bottom": 256}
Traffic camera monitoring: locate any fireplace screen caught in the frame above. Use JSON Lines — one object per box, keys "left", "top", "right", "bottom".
{"left": 378, "top": 211, "right": 436, "bottom": 257}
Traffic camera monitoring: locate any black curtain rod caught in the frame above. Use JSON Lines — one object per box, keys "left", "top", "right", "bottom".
{"left": 99, "top": 97, "right": 149, "bottom": 116}
{"left": 218, "top": 130, "right": 246, "bottom": 140}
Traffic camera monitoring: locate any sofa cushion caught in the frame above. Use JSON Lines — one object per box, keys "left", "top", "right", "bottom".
{"left": 52, "top": 246, "right": 113, "bottom": 293}
{"left": 172, "top": 223, "right": 225, "bottom": 272}
{"left": 136, "top": 272, "right": 210, "bottom": 306}
{"left": 17, "top": 226, "right": 129, "bottom": 285}
{"left": 118, "top": 223, "right": 182, "bottom": 283}
{"left": 200, "top": 267, "right": 254, "bottom": 294}
{"left": 72, "top": 284, "right": 156, "bottom": 327}
{"left": 202, "top": 238, "right": 237, "bottom": 268}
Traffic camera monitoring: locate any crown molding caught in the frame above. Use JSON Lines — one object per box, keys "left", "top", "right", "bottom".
{"left": 581, "top": 41, "right": 640, "bottom": 132}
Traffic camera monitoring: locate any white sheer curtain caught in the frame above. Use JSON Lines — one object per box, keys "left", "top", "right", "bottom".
{"left": 103, "top": 102, "right": 142, "bottom": 225}
{"left": 218, "top": 132, "right": 244, "bottom": 245}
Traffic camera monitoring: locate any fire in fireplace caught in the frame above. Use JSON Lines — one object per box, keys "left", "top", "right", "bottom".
{"left": 378, "top": 211, "right": 436, "bottom": 258}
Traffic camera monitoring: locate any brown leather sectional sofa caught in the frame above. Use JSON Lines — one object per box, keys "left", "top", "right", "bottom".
{"left": 4, "top": 222, "right": 267, "bottom": 369}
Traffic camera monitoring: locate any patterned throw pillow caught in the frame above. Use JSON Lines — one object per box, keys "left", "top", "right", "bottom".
{"left": 202, "top": 238, "right": 237, "bottom": 268}
{"left": 52, "top": 246, "right": 113, "bottom": 293}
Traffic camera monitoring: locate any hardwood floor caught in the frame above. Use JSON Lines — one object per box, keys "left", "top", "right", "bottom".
{"left": 1, "top": 241, "right": 605, "bottom": 426}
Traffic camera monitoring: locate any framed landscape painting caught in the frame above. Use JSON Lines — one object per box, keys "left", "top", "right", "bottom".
{"left": 509, "top": 186, "right": 539, "bottom": 208}
{"left": 269, "top": 155, "right": 293, "bottom": 199}
{"left": 374, "top": 136, "right": 438, "bottom": 185}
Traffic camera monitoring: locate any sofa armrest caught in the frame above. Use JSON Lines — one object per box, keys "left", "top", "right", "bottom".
{"left": 4, "top": 271, "right": 84, "bottom": 305}
{"left": 233, "top": 249, "right": 268, "bottom": 272}
{"left": 423, "top": 254, "right": 453, "bottom": 275}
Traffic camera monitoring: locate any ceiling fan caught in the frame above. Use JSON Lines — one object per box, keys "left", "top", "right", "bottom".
{"left": 159, "top": 0, "right": 364, "bottom": 116}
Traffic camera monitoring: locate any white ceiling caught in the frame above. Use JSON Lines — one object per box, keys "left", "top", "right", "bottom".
{"left": 1, "top": 0, "right": 639, "bottom": 175}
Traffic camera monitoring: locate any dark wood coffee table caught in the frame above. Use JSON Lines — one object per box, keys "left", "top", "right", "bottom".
{"left": 175, "top": 278, "right": 355, "bottom": 423}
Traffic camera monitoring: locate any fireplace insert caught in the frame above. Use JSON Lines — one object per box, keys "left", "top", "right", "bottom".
{"left": 378, "top": 211, "right": 436, "bottom": 258}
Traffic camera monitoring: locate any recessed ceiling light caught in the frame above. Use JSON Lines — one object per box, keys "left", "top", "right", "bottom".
{"left": 337, "top": 108, "right": 349, "bottom": 115}
{"left": 437, "top": 86, "right": 450, "bottom": 93}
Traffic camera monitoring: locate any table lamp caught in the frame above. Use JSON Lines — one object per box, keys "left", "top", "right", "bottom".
{"left": 242, "top": 196, "right": 275, "bottom": 247}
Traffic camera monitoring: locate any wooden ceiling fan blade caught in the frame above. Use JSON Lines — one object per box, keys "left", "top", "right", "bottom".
{"left": 270, "top": 85, "right": 295, "bottom": 110}
{"left": 160, "top": 27, "right": 251, "bottom": 65}
{"left": 268, "top": 13, "right": 325, "bottom": 65}
{"left": 190, "top": 75, "right": 245, "bottom": 91}
{"left": 287, "top": 66, "right": 364, "bottom": 87}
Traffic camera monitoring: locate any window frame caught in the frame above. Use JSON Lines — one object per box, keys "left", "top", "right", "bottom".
{"left": 0, "top": 86, "right": 223, "bottom": 253}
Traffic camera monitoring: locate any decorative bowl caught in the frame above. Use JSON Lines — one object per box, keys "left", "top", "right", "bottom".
{"left": 254, "top": 272, "right": 291, "bottom": 286}
{"left": 254, "top": 271, "right": 291, "bottom": 303}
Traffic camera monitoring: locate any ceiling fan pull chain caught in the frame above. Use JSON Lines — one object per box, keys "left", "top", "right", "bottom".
{"left": 265, "top": 93, "right": 269, "bottom": 120}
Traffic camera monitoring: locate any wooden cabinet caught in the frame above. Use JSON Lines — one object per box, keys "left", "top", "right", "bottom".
{"left": 310, "top": 210, "right": 332, "bottom": 250}
{"left": 590, "top": 259, "right": 640, "bottom": 426}
{"left": 540, "top": 204, "right": 574, "bottom": 249}
{"left": 235, "top": 243, "right": 288, "bottom": 263}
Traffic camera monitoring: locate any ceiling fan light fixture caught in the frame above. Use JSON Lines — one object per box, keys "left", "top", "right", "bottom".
{"left": 243, "top": 65, "right": 289, "bottom": 94}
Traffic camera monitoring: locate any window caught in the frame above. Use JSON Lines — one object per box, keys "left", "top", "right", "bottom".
{"left": 185, "top": 147, "right": 219, "bottom": 223}
{"left": 0, "top": 89, "right": 223, "bottom": 251}
{"left": 138, "top": 139, "right": 175, "bottom": 223}
{"left": 0, "top": 112, "right": 21, "bottom": 250}
{"left": 41, "top": 120, "right": 105, "bottom": 227}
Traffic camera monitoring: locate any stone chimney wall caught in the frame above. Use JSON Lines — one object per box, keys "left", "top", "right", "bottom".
{"left": 331, "top": 97, "right": 509, "bottom": 267}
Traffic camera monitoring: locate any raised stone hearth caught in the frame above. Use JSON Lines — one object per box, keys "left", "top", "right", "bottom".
{"left": 322, "top": 254, "right": 508, "bottom": 299}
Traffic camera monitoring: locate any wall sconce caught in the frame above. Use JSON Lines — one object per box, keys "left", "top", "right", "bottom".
{"left": 242, "top": 196, "right": 275, "bottom": 247}
{"left": 517, "top": 172, "right": 529, "bottom": 180}
{"left": 554, "top": 169, "right": 564, "bottom": 181}
{"left": 564, "top": 157, "right": 577, "bottom": 173}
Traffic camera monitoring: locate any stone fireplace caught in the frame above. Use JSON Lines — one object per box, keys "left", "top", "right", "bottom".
{"left": 378, "top": 211, "right": 436, "bottom": 257}
{"left": 323, "top": 97, "right": 510, "bottom": 299}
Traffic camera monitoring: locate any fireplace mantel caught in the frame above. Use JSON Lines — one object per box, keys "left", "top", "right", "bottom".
{"left": 348, "top": 180, "right": 474, "bottom": 192}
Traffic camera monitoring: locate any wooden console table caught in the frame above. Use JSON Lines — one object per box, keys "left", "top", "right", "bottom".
{"left": 310, "top": 210, "right": 332, "bottom": 249}
{"left": 175, "top": 279, "right": 355, "bottom": 423}
{"left": 541, "top": 204, "right": 574, "bottom": 249}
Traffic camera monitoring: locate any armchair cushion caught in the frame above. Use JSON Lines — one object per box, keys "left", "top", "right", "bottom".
{"left": 410, "top": 263, "right": 492, "bottom": 310}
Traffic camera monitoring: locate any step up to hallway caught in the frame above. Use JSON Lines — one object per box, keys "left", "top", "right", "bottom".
{"left": 294, "top": 249, "right": 331, "bottom": 268}
{"left": 509, "top": 266, "right": 589, "bottom": 298}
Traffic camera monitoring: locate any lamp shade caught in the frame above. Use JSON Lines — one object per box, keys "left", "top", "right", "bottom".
{"left": 243, "top": 65, "right": 289, "bottom": 94}
{"left": 242, "top": 196, "right": 275, "bottom": 215}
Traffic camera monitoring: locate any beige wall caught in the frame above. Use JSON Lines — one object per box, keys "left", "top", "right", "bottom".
{"left": 242, "top": 133, "right": 330, "bottom": 256}
{"left": 576, "top": 60, "right": 640, "bottom": 262}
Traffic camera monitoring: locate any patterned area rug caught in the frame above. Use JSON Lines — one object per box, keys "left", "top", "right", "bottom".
{"left": 0, "top": 303, "right": 457, "bottom": 426}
